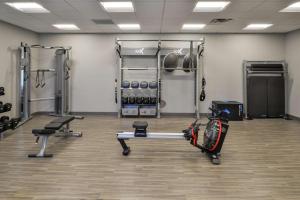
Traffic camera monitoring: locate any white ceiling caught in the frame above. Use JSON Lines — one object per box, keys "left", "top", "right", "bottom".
{"left": 0, "top": 0, "right": 300, "bottom": 33}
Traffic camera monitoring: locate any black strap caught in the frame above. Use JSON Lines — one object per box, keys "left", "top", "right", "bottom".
{"left": 35, "top": 70, "right": 40, "bottom": 88}
{"left": 200, "top": 77, "right": 206, "bottom": 101}
{"left": 115, "top": 79, "right": 118, "bottom": 104}
{"left": 41, "top": 71, "right": 46, "bottom": 88}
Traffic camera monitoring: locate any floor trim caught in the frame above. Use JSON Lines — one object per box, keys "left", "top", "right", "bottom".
{"left": 288, "top": 114, "right": 300, "bottom": 121}
{"left": 32, "top": 112, "right": 210, "bottom": 117}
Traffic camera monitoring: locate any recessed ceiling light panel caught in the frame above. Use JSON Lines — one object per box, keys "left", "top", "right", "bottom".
{"left": 280, "top": 2, "right": 300, "bottom": 12}
{"left": 193, "top": 1, "right": 231, "bottom": 12}
{"left": 243, "top": 24, "right": 273, "bottom": 30}
{"left": 5, "top": 2, "right": 50, "bottom": 13}
{"left": 182, "top": 24, "right": 206, "bottom": 30}
{"left": 53, "top": 24, "right": 80, "bottom": 30}
{"left": 100, "top": 1, "right": 134, "bottom": 12}
{"left": 118, "top": 24, "right": 140, "bottom": 30}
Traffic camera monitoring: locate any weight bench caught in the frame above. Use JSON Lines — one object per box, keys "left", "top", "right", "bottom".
{"left": 28, "top": 116, "right": 82, "bottom": 158}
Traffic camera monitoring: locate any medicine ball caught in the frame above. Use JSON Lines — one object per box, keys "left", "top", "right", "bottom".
{"left": 163, "top": 52, "right": 178, "bottom": 72}
{"left": 121, "top": 80, "right": 130, "bottom": 88}
{"left": 183, "top": 53, "right": 197, "bottom": 72}
{"left": 131, "top": 81, "right": 139, "bottom": 88}
{"left": 140, "top": 81, "right": 148, "bottom": 89}
{"left": 149, "top": 81, "right": 158, "bottom": 89}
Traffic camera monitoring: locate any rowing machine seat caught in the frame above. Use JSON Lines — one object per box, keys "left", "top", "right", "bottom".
{"left": 133, "top": 121, "right": 148, "bottom": 137}
{"left": 133, "top": 121, "right": 148, "bottom": 129}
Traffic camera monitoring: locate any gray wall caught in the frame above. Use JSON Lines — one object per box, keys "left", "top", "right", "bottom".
{"left": 0, "top": 19, "right": 290, "bottom": 116}
{"left": 0, "top": 21, "right": 39, "bottom": 117}
{"left": 38, "top": 33, "right": 285, "bottom": 114}
{"left": 285, "top": 30, "right": 300, "bottom": 118}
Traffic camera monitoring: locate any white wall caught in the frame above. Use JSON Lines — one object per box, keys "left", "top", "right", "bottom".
{"left": 285, "top": 30, "right": 300, "bottom": 118}
{"left": 38, "top": 34, "right": 117, "bottom": 113}
{"left": 37, "top": 33, "right": 285, "bottom": 114}
{"left": 0, "top": 21, "right": 39, "bottom": 117}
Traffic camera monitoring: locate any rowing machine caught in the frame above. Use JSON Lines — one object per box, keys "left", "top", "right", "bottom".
{"left": 117, "top": 108, "right": 230, "bottom": 165}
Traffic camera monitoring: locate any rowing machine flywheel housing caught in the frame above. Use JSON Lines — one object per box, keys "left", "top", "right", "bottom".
{"left": 203, "top": 119, "right": 229, "bottom": 154}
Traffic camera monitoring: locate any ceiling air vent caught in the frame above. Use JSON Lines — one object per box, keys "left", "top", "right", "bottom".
{"left": 209, "top": 18, "right": 233, "bottom": 24}
{"left": 92, "top": 19, "right": 114, "bottom": 25}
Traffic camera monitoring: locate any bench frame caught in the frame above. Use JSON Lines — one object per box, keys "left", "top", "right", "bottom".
{"left": 28, "top": 116, "right": 82, "bottom": 158}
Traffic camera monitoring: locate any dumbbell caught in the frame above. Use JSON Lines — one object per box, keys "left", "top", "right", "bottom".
{"left": 135, "top": 96, "right": 144, "bottom": 104}
{"left": 0, "top": 116, "right": 9, "bottom": 123}
{"left": 0, "top": 103, "right": 4, "bottom": 113}
{"left": 10, "top": 118, "right": 20, "bottom": 129}
{"left": 0, "top": 103, "right": 12, "bottom": 113}
{"left": 0, "top": 87, "right": 4, "bottom": 96}
{"left": 0, "top": 123, "right": 5, "bottom": 133}
{"left": 0, "top": 118, "right": 19, "bottom": 130}
{"left": 143, "top": 96, "right": 150, "bottom": 104}
{"left": 122, "top": 96, "right": 129, "bottom": 104}
{"left": 128, "top": 94, "right": 136, "bottom": 104}
{"left": 1, "top": 120, "right": 10, "bottom": 131}
{"left": 150, "top": 97, "right": 157, "bottom": 104}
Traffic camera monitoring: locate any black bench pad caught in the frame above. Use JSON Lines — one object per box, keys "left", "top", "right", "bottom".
{"left": 32, "top": 129, "right": 55, "bottom": 136}
{"left": 133, "top": 121, "right": 148, "bottom": 129}
{"left": 51, "top": 116, "right": 75, "bottom": 124}
{"left": 45, "top": 123, "right": 64, "bottom": 130}
{"left": 45, "top": 116, "right": 75, "bottom": 130}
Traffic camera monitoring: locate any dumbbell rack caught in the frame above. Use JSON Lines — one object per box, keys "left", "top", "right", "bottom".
{"left": 0, "top": 87, "right": 18, "bottom": 140}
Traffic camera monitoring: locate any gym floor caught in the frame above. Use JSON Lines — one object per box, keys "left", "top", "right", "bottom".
{"left": 0, "top": 115, "right": 299, "bottom": 200}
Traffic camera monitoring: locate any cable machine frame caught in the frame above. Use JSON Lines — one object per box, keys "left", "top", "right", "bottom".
{"left": 18, "top": 42, "right": 72, "bottom": 124}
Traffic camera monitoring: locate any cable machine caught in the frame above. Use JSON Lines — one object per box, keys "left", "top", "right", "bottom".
{"left": 115, "top": 39, "right": 205, "bottom": 118}
{"left": 18, "top": 43, "right": 72, "bottom": 124}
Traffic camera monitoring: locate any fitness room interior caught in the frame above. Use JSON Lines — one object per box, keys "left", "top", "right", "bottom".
{"left": 0, "top": 0, "right": 300, "bottom": 199}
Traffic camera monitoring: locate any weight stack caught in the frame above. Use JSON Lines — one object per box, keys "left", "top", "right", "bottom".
{"left": 212, "top": 101, "right": 243, "bottom": 121}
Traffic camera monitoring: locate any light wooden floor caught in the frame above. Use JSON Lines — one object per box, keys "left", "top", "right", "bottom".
{"left": 0, "top": 115, "right": 300, "bottom": 200}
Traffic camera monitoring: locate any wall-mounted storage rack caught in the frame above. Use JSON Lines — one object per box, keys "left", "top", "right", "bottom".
{"left": 115, "top": 39, "right": 205, "bottom": 118}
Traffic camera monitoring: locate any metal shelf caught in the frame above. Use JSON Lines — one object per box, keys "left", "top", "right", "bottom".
{"left": 162, "top": 67, "right": 200, "bottom": 71}
{"left": 121, "top": 88, "right": 157, "bottom": 90}
{"left": 121, "top": 67, "right": 158, "bottom": 70}
{"left": 122, "top": 104, "right": 157, "bottom": 106}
